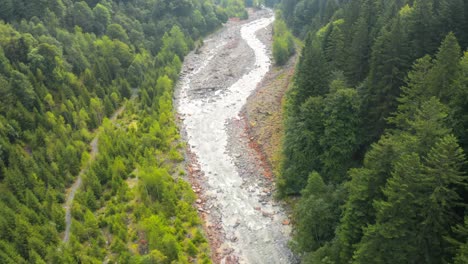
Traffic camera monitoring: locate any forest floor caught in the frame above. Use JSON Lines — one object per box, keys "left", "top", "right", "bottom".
{"left": 175, "top": 8, "right": 298, "bottom": 264}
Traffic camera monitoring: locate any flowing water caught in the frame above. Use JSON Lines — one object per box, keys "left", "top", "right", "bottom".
{"left": 177, "top": 12, "right": 295, "bottom": 264}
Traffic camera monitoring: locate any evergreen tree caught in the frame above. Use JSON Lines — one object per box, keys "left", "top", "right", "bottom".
{"left": 389, "top": 55, "right": 434, "bottom": 129}
{"left": 280, "top": 96, "right": 324, "bottom": 195}
{"left": 428, "top": 32, "right": 462, "bottom": 102}
{"left": 320, "top": 81, "right": 360, "bottom": 182}
{"left": 292, "top": 172, "right": 335, "bottom": 253}
{"left": 345, "top": 16, "right": 370, "bottom": 85}
{"left": 324, "top": 23, "right": 345, "bottom": 71}
{"left": 291, "top": 33, "right": 330, "bottom": 110}
{"left": 449, "top": 51, "right": 468, "bottom": 155}
{"left": 419, "top": 135, "right": 466, "bottom": 262}
{"left": 336, "top": 134, "right": 405, "bottom": 263}
{"left": 437, "top": 0, "right": 467, "bottom": 47}
{"left": 353, "top": 153, "right": 424, "bottom": 264}
{"left": 407, "top": 0, "right": 438, "bottom": 59}
{"left": 361, "top": 17, "right": 410, "bottom": 144}
{"left": 452, "top": 217, "right": 468, "bottom": 264}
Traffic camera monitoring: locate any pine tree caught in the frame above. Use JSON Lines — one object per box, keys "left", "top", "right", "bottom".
{"left": 324, "top": 23, "right": 345, "bottom": 71}
{"left": 437, "top": 0, "right": 467, "bottom": 47}
{"left": 419, "top": 135, "right": 466, "bottom": 262}
{"left": 292, "top": 172, "right": 335, "bottom": 253}
{"left": 407, "top": 0, "right": 438, "bottom": 59}
{"left": 336, "top": 135, "right": 405, "bottom": 263}
{"left": 406, "top": 98, "right": 451, "bottom": 155}
{"left": 280, "top": 96, "right": 324, "bottom": 195}
{"left": 345, "top": 16, "right": 370, "bottom": 85}
{"left": 361, "top": 17, "right": 410, "bottom": 144}
{"left": 292, "top": 33, "right": 330, "bottom": 109}
{"left": 452, "top": 217, "right": 468, "bottom": 264}
{"left": 389, "top": 55, "right": 434, "bottom": 129}
{"left": 449, "top": 52, "right": 468, "bottom": 155}
{"left": 428, "top": 32, "right": 462, "bottom": 102}
{"left": 320, "top": 83, "right": 361, "bottom": 183}
{"left": 353, "top": 153, "right": 424, "bottom": 264}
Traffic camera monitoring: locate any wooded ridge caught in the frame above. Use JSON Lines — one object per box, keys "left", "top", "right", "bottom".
{"left": 277, "top": 0, "right": 468, "bottom": 263}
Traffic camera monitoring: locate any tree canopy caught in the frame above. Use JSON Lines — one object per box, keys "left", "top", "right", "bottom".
{"left": 279, "top": 0, "right": 468, "bottom": 263}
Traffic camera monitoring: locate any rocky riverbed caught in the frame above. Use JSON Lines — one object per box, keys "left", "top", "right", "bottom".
{"left": 175, "top": 8, "right": 296, "bottom": 264}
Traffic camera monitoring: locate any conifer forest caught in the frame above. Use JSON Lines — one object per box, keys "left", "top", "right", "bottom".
{"left": 0, "top": 0, "right": 467, "bottom": 263}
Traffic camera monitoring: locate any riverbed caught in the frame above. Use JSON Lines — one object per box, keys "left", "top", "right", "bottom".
{"left": 175, "top": 9, "right": 295, "bottom": 264}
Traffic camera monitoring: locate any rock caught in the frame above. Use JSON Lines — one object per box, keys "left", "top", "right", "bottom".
{"left": 196, "top": 199, "right": 202, "bottom": 204}
{"left": 262, "top": 211, "right": 273, "bottom": 218}
{"left": 254, "top": 206, "right": 261, "bottom": 211}
{"left": 282, "top": 219, "right": 290, "bottom": 225}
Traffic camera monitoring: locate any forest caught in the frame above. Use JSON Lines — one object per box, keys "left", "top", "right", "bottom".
{"left": 0, "top": 0, "right": 269, "bottom": 262}
{"left": 278, "top": 0, "right": 468, "bottom": 263}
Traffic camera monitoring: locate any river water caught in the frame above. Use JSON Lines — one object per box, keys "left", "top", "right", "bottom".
{"left": 176, "top": 11, "right": 295, "bottom": 264}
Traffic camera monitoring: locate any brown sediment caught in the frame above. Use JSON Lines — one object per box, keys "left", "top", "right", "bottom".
{"left": 241, "top": 111, "right": 274, "bottom": 180}
{"left": 241, "top": 37, "right": 298, "bottom": 180}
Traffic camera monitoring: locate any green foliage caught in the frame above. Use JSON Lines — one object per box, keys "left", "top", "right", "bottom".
{"left": 218, "top": 0, "right": 249, "bottom": 19}
{"left": 280, "top": 96, "right": 324, "bottom": 195}
{"left": 0, "top": 0, "right": 226, "bottom": 262}
{"left": 292, "top": 172, "right": 343, "bottom": 254}
{"left": 280, "top": 76, "right": 360, "bottom": 194}
{"left": 280, "top": 0, "right": 468, "bottom": 262}
{"left": 273, "top": 12, "right": 295, "bottom": 65}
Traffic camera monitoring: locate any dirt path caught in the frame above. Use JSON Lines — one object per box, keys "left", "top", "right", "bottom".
{"left": 176, "top": 9, "right": 296, "bottom": 264}
{"left": 63, "top": 102, "right": 128, "bottom": 243}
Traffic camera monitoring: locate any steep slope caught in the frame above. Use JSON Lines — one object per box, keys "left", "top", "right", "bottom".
{"left": 278, "top": 0, "right": 468, "bottom": 263}
{"left": 0, "top": 0, "right": 230, "bottom": 262}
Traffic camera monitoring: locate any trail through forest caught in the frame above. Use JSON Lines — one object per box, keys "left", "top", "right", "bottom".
{"left": 63, "top": 103, "right": 127, "bottom": 243}
{"left": 176, "top": 9, "right": 295, "bottom": 264}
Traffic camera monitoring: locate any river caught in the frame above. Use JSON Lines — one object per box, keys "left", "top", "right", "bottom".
{"left": 176, "top": 9, "right": 295, "bottom": 264}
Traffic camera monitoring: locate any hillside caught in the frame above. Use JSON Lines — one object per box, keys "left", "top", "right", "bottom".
{"left": 0, "top": 0, "right": 234, "bottom": 262}
{"left": 277, "top": 0, "right": 468, "bottom": 263}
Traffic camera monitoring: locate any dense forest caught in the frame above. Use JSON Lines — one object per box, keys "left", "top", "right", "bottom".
{"left": 0, "top": 0, "right": 271, "bottom": 262}
{"left": 278, "top": 0, "right": 468, "bottom": 263}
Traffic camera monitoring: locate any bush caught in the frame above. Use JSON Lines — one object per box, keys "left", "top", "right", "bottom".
{"left": 272, "top": 15, "right": 295, "bottom": 65}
